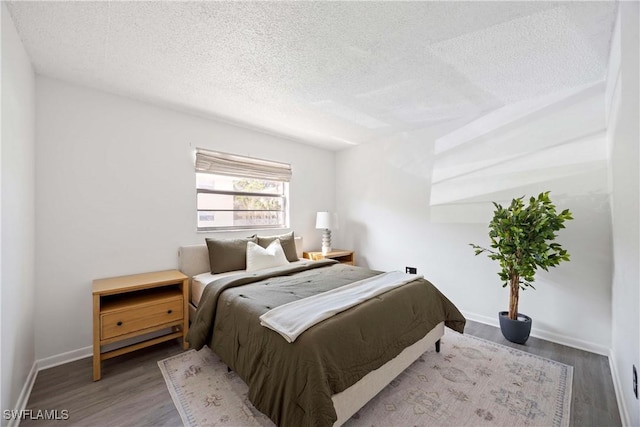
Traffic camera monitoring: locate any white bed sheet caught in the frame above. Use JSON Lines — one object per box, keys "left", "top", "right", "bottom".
{"left": 191, "top": 270, "right": 242, "bottom": 307}
{"left": 190, "top": 260, "right": 307, "bottom": 307}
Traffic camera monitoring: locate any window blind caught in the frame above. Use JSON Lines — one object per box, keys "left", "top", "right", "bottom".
{"left": 195, "top": 149, "right": 292, "bottom": 182}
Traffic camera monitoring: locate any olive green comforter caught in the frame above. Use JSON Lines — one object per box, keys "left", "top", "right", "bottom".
{"left": 187, "top": 260, "right": 466, "bottom": 427}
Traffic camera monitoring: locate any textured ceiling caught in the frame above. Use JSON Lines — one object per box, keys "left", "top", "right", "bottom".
{"left": 6, "top": 1, "right": 618, "bottom": 150}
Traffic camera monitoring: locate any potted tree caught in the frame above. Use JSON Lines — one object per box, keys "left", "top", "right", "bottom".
{"left": 470, "top": 192, "right": 573, "bottom": 344}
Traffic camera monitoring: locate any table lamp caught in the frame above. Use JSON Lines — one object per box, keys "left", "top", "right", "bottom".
{"left": 315, "top": 212, "right": 333, "bottom": 255}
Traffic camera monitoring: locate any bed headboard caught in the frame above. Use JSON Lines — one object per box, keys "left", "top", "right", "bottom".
{"left": 178, "top": 236, "right": 303, "bottom": 278}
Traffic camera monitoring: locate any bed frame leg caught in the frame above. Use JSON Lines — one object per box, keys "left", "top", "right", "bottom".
{"left": 227, "top": 367, "right": 232, "bottom": 373}
{"left": 435, "top": 339, "right": 441, "bottom": 353}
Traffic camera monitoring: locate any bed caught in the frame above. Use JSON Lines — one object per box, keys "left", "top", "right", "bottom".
{"left": 179, "top": 236, "right": 465, "bottom": 427}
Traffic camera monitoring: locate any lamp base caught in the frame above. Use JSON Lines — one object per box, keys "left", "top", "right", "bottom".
{"left": 321, "top": 229, "right": 332, "bottom": 255}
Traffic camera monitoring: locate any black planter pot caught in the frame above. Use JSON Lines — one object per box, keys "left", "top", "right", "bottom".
{"left": 498, "top": 311, "right": 532, "bottom": 344}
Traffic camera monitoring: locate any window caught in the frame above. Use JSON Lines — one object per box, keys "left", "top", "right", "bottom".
{"left": 195, "top": 149, "right": 291, "bottom": 231}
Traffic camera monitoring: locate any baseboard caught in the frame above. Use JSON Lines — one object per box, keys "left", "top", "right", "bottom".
{"left": 608, "top": 349, "right": 631, "bottom": 426}
{"left": 462, "top": 311, "right": 500, "bottom": 330}
{"left": 36, "top": 345, "right": 92, "bottom": 371}
{"left": 6, "top": 362, "right": 38, "bottom": 427}
{"left": 462, "top": 310, "right": 610, "bottom": 356}
{"left": 35, "top": 328, "right": 174, "bottom": 372}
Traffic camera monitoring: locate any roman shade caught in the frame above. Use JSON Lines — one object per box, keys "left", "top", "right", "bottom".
{"left": 195, "top": 149, "right": 292, "bottom": 182}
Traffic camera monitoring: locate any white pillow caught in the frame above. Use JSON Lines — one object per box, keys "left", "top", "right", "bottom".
{"left": 246, "top": 239, "right": 290, "bottom": 272}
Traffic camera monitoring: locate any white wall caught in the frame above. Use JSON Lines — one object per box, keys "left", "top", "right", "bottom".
{"left": 335, "top": 87, "right": 614, "bottom": 354}
{"left": 35, "top": 76, "right": 335, "bottom": 360}
{"left": 1, "top": 3, "right": 36, "bottom": 421}
{"left": 607, "top": 3, "right": 639, "bottom": 425}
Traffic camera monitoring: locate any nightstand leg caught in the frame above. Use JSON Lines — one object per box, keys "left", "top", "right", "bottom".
{"left": 93, "top": 351, "right": 101, "bottom": 381}
{"left": 182, "top": 278, "right": 189, "bottom": 350}
{"left": 93, "top": 294, "right": 101, "bottom": 381}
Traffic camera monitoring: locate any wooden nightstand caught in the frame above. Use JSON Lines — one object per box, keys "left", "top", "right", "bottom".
{"left": 303, "top": 249, "right": 355, "bottom": 266}
{"left": 92, "top": 269, "right": 189, "bottom": 381}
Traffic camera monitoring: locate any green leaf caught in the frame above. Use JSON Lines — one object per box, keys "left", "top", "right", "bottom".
{"left": 471, "top": 191, "right": 572, "bottom": 312}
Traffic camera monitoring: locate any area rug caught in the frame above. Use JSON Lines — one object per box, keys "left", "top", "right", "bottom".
{"left": 158, "top": 331, "right": 573, "bottom": 427}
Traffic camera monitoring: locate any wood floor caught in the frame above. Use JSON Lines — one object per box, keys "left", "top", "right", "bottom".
{"left": 22, "top": 320, "right": 621, "bottom": 427}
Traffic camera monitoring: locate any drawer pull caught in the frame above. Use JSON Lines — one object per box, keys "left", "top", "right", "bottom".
{"left": 117, "top": 321, "right": 123, "bottom": 326}
{"left": 167, "top": 309, "right": 173, "bottom": 314}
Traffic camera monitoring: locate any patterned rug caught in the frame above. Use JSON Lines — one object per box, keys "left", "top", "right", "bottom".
{"left": 158, "top": 331, "right": 572, "bottom": 427}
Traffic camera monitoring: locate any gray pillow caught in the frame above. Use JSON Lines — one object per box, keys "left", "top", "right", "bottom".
{"left": 258, "top": 231, "right": 298, "bottom": 262}
{"left": 205, "top": 235, "right": 257, "bottom": 274}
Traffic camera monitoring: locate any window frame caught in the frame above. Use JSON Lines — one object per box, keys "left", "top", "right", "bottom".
{"left": 195, "top": 149, "right": 291, "bottom": 232}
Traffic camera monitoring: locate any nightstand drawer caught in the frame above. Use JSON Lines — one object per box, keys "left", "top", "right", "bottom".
{"left": 101, "top": 297, "right": 183, "bottom": 340}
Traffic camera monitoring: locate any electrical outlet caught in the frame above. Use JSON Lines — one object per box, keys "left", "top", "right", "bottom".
{"left": 405, "top": 267, "right": 417, "bottom": 274}
{"left": 634, "top": 365, "right": 638, "bottom": 399}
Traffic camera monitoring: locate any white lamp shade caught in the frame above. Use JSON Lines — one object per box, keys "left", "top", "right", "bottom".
{"left": 315, "top": 211, "right": 332, "bottom": 229}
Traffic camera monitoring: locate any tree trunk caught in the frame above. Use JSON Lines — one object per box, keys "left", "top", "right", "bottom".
{"left": 509, "top": 275, "right": 519, "bottom": 320}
